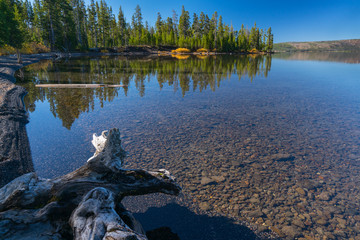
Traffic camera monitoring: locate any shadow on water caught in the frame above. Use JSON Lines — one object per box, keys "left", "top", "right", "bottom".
{"left": 134, "top": 203, "right": 259, "bottom": 240}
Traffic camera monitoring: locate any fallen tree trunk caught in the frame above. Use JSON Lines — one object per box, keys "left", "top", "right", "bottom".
{"left": 0, "top": 128, "right": 181, "bottom": 239}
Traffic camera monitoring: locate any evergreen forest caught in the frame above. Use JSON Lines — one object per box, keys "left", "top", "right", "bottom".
{"left": 0, "top": 0, "right": 274, "bottom": 53}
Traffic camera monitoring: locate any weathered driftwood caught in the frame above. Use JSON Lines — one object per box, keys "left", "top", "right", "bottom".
{"left": 70, "top": 187, "right": 147, "bottom": 240}
{"left": 0, "top": 128, "right": 181, "bottom": 240}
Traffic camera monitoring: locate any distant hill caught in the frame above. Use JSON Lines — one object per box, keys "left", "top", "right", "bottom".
{"left": 274, "top": 39, "right": 360, "bottom": 52}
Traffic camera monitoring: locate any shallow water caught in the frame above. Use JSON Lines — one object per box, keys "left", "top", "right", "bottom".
{"left": 16, "top": 53, "right": 360, "bottom": 239}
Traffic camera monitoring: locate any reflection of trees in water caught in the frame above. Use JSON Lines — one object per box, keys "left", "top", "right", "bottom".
{"left": 17, "top": 55, "right": 272, "bottom": 129}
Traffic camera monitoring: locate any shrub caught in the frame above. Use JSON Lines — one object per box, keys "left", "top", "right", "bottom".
{"left": 196, "top": 48, "right": 208, "bottom": 53}
{"left": 171, "top": 48, "right": 191, "bottom": 53}
{"left": 0, "top": 42, "right": 50, "bottom": 56}
{"left": 0, "top": 45, "right": 16, "bottom": 56}
{"left": 21, "top": 42, "right": 50, "bottom": 54}
{"left": 249, "top": 48, "right": 259, "bottom": 53}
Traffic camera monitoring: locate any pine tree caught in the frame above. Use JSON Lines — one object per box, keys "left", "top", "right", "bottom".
{"left": 41, "top": 0, "right": 56, "bottom": 50}
{"left": 131, "top": 4, "right": 143, "bottom": 45}
{"left": 58, "top": 0, "right": 77, "bottom": 51}
{"left": 217, "top": 15, "right": 224, "bottom": 51}
{"left": 87, "top": 0, "right": 97, "bottom": 48}
{"left": 117, "top": 6, "right": 126, "bottom": 46}
{"left": 178, "top": 6, "right": 190, "bottom": 38}
{"left": 32, "top": 0, "right": 43, "bottom": 42}
{"left": 95, "top": 1, "right": 100, "bottom": 47}
{"left": 172, "top": 9, "right": 178, "bottom": 42}
{"left": 249, "top": 22, "right": 259, "bottom": 50}
{"left": 98, "top": 0, "right": 111, "bottom": 47}
{"left": 266, "top": 27, "right": 273, "bottom": 52}
{"left": 155, "top": 12, "right": 162, "bottom": 45}
{"left": 238, "top": 24, "right": 248, "bottom": 51}
{"left": 210, "top": 11, "right": 218, "bottom": 50}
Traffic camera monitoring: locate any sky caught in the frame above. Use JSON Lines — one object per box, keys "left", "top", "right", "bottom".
{"left": 85, "top": 0, "right": 360, "bottom": 43}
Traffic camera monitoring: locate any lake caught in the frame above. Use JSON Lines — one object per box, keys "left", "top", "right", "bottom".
{"left": 16, "top": 53, "right": 360, "bottom": 239}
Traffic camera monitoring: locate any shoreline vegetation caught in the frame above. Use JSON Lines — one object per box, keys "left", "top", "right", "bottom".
{"left": 0, "top": 0, "right": 274, "bottom": 62}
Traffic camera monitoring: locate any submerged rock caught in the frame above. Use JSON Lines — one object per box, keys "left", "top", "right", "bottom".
{"left": 281, "top": 225, "right": 302, "bottom": 239}
{"left": 271, "top": 154, "right": 295, "bottom": 162}
{"left": 199, "top": 202, "right": 211, "bottom": 211}
{"left": 200, "top": 177, "right": 216, "bottom": 185}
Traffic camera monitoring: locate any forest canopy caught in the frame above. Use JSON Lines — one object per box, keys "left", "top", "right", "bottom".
{"left": 0, "top": 0, "right": 273, "bottom": 53}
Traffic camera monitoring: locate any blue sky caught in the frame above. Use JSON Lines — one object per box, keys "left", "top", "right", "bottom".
{"left": 89, "top": 0, "right": 360, "bottom": 43}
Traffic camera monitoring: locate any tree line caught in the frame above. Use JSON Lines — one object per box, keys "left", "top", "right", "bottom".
{"left": 0, "top": 0, "right": 274, "bottom": 53}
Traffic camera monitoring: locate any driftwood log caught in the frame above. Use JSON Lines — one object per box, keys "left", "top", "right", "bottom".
{"left": 0, "top": 128, "right": 181, "bottom": 239}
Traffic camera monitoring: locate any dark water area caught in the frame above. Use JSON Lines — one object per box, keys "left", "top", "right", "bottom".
{"left": 16, "top": 53, "right": 360, "bottom": 239}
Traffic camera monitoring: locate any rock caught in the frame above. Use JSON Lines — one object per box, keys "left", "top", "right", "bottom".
{"left": 336, "top": 218, "right": 346, "bottom": 225}
{"left": 318, "top": 192, "right": 331, "bottom": 201}
{"left": 231, "top": 160, "right": 242, "bottom": 167}
{"left": 334, "top": 230, "right": 347, "bottom": 238}
{"left": 295, "top": 187, "right": 306, "bottom": 195}
{"left": 316, "top": 227, "right": 324, "bottom": 235}
{"left": 257, "top": 225, "right": 269, "bottom": 233}
{"left": 304, "top": 219, "right": 312, "bottom": 226}
{"left": 271, "top": 154, "right": 295, "bottom": 162}
{"left": 249, "top": 197, "right": 260, "bottom": 204}
{"left": 292, "top": 219, "right": 305, "bottom": 229}
{"left": 281, "top": 225, "right": 301, "bottom": 239}
{"left": 211, "top": 175, "right": 226, "bottom": 182}
{"left": 316, "top": 218, "right": 328, "bottom": 226}
{"left": 199, "top": 202, "right": 211, "bottom": 211}
{"left": 324, "top": 232, "right": 336, "bottom": 239}
{"left": 200, "top": 177, "right": 216, "bottom": 185}
{"left": 299, "top": 179, "right": 318, "bottom": 190}
{"left": 248, "top": 209, "right": 263, "bottom": 218}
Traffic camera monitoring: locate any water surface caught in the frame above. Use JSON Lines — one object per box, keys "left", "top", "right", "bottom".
{"left": 16, "top": 53, "right": 360, "bottom": 239}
